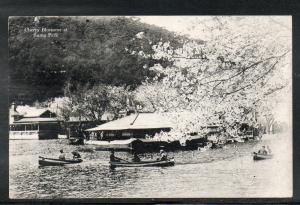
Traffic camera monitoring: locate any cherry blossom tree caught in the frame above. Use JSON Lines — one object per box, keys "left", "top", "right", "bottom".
{"left": 134, "top": 16, "right": 292, "bottom": 141}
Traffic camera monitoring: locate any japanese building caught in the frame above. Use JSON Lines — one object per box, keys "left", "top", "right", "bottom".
{"left": 9, "top": 104, "right": 60, "bottom": 140}
{"left": 86, "top": 112, "right": 173, "bottom": 141}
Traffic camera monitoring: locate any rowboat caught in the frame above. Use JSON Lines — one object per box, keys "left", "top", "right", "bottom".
{"left": 253, "top": 152, "right": 273, "bottom": 160}
{"left": 110, "top": 159, "right": 175, "bottom": 168}
{"left": 38, "top": 156, "right": 83, "bottom": 166}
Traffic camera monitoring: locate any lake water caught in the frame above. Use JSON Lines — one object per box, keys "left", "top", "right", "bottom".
{"left": 9, "top": 134, "right": 292, "bottom": 198}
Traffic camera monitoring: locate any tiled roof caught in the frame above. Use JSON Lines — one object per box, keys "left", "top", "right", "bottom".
{"left": 16, "top": 106, "right": 50, "bottom": 117}
{"left": 14, "top": 117, "right": 59, "bottom": 123}
{"left": 86, "top": 113, "right": 173, "bottom": 131}
{"left": 24, "top": 109, "right": 49, "bottom": 117}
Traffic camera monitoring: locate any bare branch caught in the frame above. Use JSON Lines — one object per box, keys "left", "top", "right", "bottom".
{"left": 202, "top": 50, "right": 290, "bottom": 86}
{"left": 224, "top": 60, "right": 279, "bottom": 96}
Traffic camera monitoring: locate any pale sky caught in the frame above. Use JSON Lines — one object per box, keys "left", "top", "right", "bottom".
{"left": 136, "top": 16, "right": 292, "bottom": 41}
{"left": 137, "top": 16, "right": 209, "bottom": 39}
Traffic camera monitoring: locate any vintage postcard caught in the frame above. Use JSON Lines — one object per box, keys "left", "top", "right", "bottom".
{"left": 8, "top": 16, "right": 292, "bottom": 198}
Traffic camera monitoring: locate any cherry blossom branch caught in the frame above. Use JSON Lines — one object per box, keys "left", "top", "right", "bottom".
{"left": 224, "top": 60, "right": 280, "bottom": 96}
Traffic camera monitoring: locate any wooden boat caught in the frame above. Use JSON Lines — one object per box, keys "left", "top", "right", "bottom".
{"left": 110, "top": 159, "right": 175, "bottom": 168}
{"left": 253, "top": 152, "right": 273, "bottom": 160}
{"left": 39, "top": 156, "right": 83, "bottom": 166}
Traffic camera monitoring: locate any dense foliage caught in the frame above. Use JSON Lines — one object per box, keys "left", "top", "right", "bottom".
{"left": 9, "top": 16, "right": 187, "bottom": 103}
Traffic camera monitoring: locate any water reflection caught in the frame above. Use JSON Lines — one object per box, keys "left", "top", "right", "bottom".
{"left": 9, "top": 135, "right": 292, "bottom": 198}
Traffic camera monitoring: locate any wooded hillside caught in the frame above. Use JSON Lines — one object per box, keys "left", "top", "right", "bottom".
{"left": 9, "top": 16, "right": 192, "bottom": 104}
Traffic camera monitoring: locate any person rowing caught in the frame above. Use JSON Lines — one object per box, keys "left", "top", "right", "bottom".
{"left": 132, "top": 152, "right": 141, "bottom": 162}
{"left": 59, "top": 149, "right": 66, "bottom": 160}
{"left": 159, "top": 149, "right": 168, "bottom": 161}
{"left": 109, "top": 149, "right": 127, "bottom": 162}
{"left": 72, "top": 151, "right": 81, "bottom": 159}
{"left": 258, "top": 146, "right": 268, "bottom": 155}
{"left": 110, "top": 150, "right": 117, "bottom": 162}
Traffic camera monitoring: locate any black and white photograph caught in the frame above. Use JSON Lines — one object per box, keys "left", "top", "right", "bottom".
{"left": 8, "top": 16, "right": 292, "bottom": 198}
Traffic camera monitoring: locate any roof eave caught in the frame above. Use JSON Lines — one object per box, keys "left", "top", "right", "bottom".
{"left": 86, "top": 126, "right": 172, "bottom": 132}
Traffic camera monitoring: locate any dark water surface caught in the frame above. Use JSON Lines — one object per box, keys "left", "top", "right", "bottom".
{"left": 9, "top": 134, "right": 292, "bottom": 198}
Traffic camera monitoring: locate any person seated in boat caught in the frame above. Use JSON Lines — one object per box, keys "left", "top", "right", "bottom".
{"left": 132, "top": 152, "right": 141, "bottom": 162}
{"left": 159, "top": 149, "right": 168, "bottom": 161}
{"left": 109, "top": 150, "right": 120, "bottom": 162}
{"left": 72, "top": 151, "right": 81, "bottom": 159}
{"left": 266, "top": 146, "right": 272, "bottom": 154}
{"left": 258, "top": 146, "right": 268, "bottom": 155}
{"left": 110, "top": 150, "right": 116, "bottom": 162}
{"left": 59, "top": 149, "right": 66, "bottom": 160}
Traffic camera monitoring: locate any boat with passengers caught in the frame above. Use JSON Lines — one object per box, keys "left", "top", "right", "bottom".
{"left": 109, "top": 148, "right": 175, "bottom": 168}
{"left": 38, "top": 156, "right": 83, "bottom": 166}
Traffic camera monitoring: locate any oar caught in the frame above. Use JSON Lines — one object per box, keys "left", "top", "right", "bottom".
{"left": 114, "top": 156, "right": 131, "bottom": 163}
